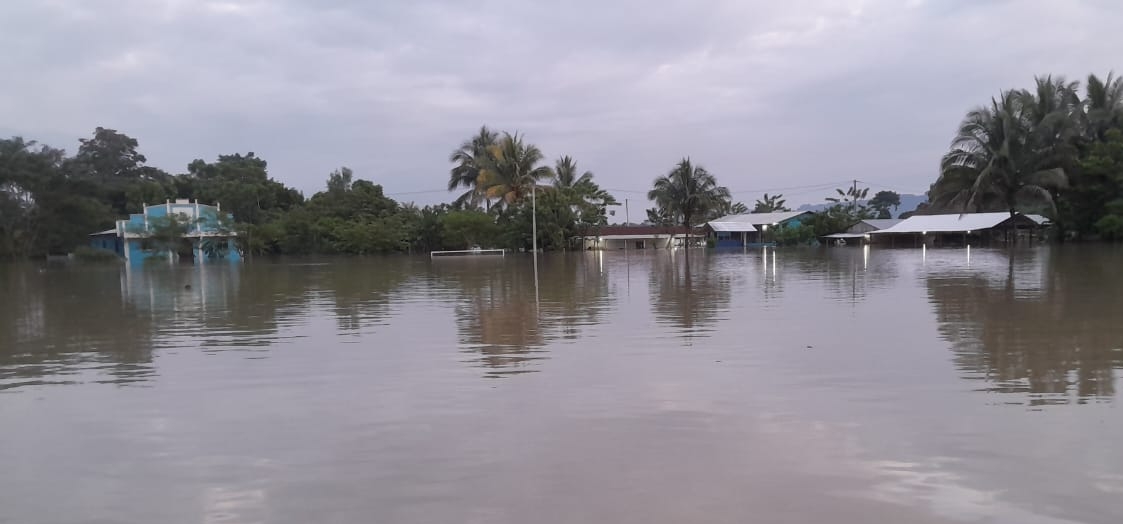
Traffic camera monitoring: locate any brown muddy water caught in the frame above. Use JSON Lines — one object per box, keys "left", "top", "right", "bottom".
{"left": 1, "top": 246, "right": 1122, "bottom": 524}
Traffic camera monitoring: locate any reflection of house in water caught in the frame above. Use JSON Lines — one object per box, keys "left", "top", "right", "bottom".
{"left": 926, "top": 249, "right": 1123, "bottom": 404}
{"left": 122, "top": 264, "right": 239, "bottom": 316}
{"left": 89, "top": 199, "right": 241, "bottom": 264}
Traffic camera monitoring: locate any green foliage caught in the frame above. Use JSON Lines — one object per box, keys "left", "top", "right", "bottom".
{"left": 186, "top": 152, "right": 302, "bottom": 225}
{"left": 479, "top": 132, "right": 552, "bottom": 208}
{"left": 708, "top": 198, "right": 748, "bottom": 220}
{"left": 448, "top": 126, "right": 499, "bottom": 210}
{"left": 771, "top": 224, "right": 817, "bottom": 245}
{"left": 869, "top": 190, "right": 901, "bottom": 218}
{"left": 645, "top": 207, "right": 674, "bottom": 226}
{"left": 145, "top": 215, "right": 193, "bottom": 258}
{"left": 753, "top": 193, "right": 789, "bottom": 213}
{"left": 442, "top": 210, "right": 498, "bottom": 249}
{"left": 647, "top": 158, "right": 731, "bottom": 230}
{"left": 1068, "top": 129, "right": 1123, "bottom": 236}
{"left": 1094, "top": 214, "right": 1123, "bottom": 241}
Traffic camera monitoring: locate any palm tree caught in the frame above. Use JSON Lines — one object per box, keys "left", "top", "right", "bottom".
{"left": 752, "top": 193, "right": 789, "bottom": 213}
{"left": 553, "top": 156, "right": 617, "bottom": 205}
{"left": 647, "top": 158, "right": 731, "bottom": 231}
{"left": 707, "top": 198, "right": 748, "bottom": 221}
{"left": 448, "top": 126, "right": 498, "bottom": 209}
{"left": 479, "top": 132, "right": 553, "bottom": 207}
{"left": 1084, "top": 72, "right": 1123, "bottom": 141}
{"left": 934, "top": 85, "right": 1070, "bottom": 218}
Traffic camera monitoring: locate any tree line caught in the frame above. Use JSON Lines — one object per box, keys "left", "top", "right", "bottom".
{"left": 0, "top": 125, "right": 909, "bottom": 258}
{"left": 924, "top": 72, "right": 1123, "bottom": 240}
{"left": 0, "top": 126, "right": 627, "bottom": 258}
{"left": 5, "top": 71, "right": 1122, "bottom": 259}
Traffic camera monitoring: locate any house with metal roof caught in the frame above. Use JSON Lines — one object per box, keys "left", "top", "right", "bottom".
{"left": 869, "top": 212, "right": 1042, "bottom": 246}
{"left": 581, "top": 226, "right": 703, "bottom": 250}
{"left": 822, "top": 218, "right": 903, "bottom": 246}
{"left": 705, "top": 211, "right": 815, "bottom": 247}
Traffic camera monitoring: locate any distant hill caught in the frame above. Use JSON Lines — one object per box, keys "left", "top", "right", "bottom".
{"left": 795, "top": 193, "right": 927, "bottom": 219}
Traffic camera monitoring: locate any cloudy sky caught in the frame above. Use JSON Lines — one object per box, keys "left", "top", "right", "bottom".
{"left": 3, "top": 0, "right": 1122, "bottom": 207}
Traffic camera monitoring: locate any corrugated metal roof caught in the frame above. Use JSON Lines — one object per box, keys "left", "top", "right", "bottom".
{"left": 708, "top": 221, "right": 756, "bottom": 232}
{"left": 859, "top": 219, "right": 903, "bottom": 230}
{"left": 1025, "top": 214, "right": 1051, "bottom": 225}
{"left": 823, "top": 233, "right": 868, "bottom": 239}
{"left": 88, "top": 229, "right": 117, "bottom": 236}
{"left": 707, "top": 211, "right": 813, "bottom": 232}
{"left": 871, "top": 212, "right": 1027, "bottom": 234}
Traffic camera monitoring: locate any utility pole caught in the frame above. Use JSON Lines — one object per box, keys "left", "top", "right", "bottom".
{"left": 625, "top": 198, "right": 630, "bottom": 226}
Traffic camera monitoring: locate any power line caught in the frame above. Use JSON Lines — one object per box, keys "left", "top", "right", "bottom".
{"left": 728, "top": 180, "right": 851, "bottom": 195}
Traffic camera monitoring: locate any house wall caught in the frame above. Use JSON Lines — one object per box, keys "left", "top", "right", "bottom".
{"left": 714, "top": 231, "right": 758, "bottom": 247}
{"left": 113, "top": 202, "right": 241, "bottom": 264}
{"left": 88, "top": 234, "right": 121, "bottom": 254}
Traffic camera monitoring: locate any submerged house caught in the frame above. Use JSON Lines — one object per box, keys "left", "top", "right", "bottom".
{"left": 869, "top": 212, "right": 1043, "bottom": 246}
{"left": 89, "top": 200, "right": 241, "bottom": 264}
{"left": 706, "top": 211, "right": 814, "bottom": 247}
{"left": 822, "top": 218, "right": 903, "bottom": 246}
{"left": 581, "top": 226, "right": 703, "bottom": 250}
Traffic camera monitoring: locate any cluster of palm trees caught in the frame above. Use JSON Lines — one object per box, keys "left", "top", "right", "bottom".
{"left": 447, "top": 126, "right": 615, "bottom": 216}
{"left": 930, "top": 73, "right": 1123, "bottom": 225}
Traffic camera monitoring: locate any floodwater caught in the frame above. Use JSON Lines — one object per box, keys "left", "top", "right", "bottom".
{"left": 1, "top": 247, "right": 1122, "bottom": 524}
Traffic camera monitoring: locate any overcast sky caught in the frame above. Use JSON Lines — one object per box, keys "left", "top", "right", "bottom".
{"left": 3, "top": 0, "right": 1122, "bottom": 207}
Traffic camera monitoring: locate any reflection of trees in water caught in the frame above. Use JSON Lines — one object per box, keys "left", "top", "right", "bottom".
{"left": 648, "top": 252, "right": 732, "bottom": 339}
{"left": 927, "top": 248, "right": 1123, "bottom": 404}
{"left": 0, "top": 261, "right": 348, "bottom": 391}
{"left": 0, "top": 265, "right": 158, "bottom": 389}
{"left": 315, "top": 258, "right": 415, "bottom": 334}
{"left": 436, "top": 254, "right": 612, "bottom": 377}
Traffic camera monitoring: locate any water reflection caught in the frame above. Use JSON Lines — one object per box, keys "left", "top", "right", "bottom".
{"left": 926, "top": 248, "right": 1123, "bottom": 404}
{"left": 433, "top": 254, "right": 613, "bottom": 377}
{"left": 648, "top": 252, "right": 733, "bottom": 339}
{"left": 0, "top": 265, "right": 158, "bottom": 389}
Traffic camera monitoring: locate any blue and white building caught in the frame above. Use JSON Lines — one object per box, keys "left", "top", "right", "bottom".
{"left": 89, "top": 199, "right": 241, "bottom": 264}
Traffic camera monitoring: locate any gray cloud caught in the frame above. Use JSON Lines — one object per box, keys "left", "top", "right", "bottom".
{"left": 3, "top": 0, "right": 1122, "bottom": 205}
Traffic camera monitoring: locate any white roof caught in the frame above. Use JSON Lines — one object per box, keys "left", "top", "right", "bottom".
{"left": 89, "top": 229, "right": 117, "bottom": 236}
{"left": 1025, "top": 214, "right": 1050, "bottom": 225}
{"left": 708, "top": 211, "right": 811, "bottom": 232}
{"left": 823, "top": 233, "right": 867, "bottom": 239}
{"left": 871, "top": 212, "right": 1025, "bottom": 234}
{"left": 859, "top": 219, "right": 903, "bottom": 230}
{"left": 708, "top": 219, "right": 756, "bottom": 232}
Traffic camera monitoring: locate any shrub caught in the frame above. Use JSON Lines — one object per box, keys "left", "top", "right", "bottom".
{"left": 72, "top": 246, "right": 120, "bottom": 263}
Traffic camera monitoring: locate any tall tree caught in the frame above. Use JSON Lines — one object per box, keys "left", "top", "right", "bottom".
{"left": 752, "top": 193, "right": 789, "bottom": 213}
{"left": 447, "top": 126, "right": 498, "bottom": 210}
{"left": 869, "top": 190, "right": 901, "bottom": 219}
{"left": 479, "top": 132, "right": 552, "bottom": 207}
{"left": 186, "top": 152, "right": 302, "bottom": 225}
{"left": 553, "top": 156, "right": 616, "bottom": 228}
{"left": 934, "top": 85, "right": 1071, "bottom": 218}
{"left": 1083, "top": 72, "right": 1123, "bottom": 141}
{"left": 647, "top": 158, "right": 731, "bottom": 231}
